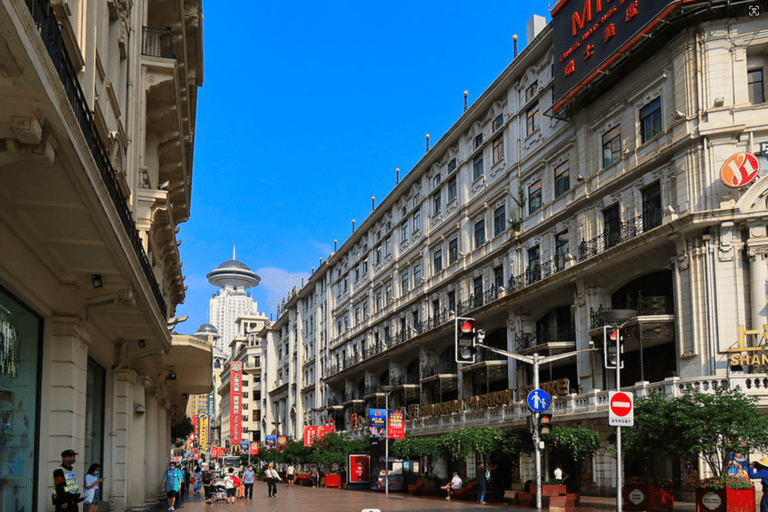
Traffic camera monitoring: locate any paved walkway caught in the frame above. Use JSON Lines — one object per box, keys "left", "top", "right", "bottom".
{"left": 167, "top": 483, "right": 718, "bottom": 512}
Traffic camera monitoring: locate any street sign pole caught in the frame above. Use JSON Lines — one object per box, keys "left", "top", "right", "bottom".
{"left": 617, "top": 354, "right": 622, "bottom": 512}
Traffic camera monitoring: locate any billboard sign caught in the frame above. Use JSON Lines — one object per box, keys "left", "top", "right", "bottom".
{"left": 199, "top": 412, "right": 209, "bottom": 452}
{"left": 720, "top": 152, "right": 761, "bottom": 189}
{"left": 552, "top": 0, "right": 685, "bottom": 111}
{"left": 303, "top": 426, "right": 319, "bottom": 446}
{"left": 230, "top": 361, "right": 243, "bottom": 445}
{"left": 369, "top": 408, "right": 387, "bottom": 438}
{"left": 387, "top": 409, "right": 406, "bottom": 439}
{"left": 348, "top": 454, "right": 371, "bottom": 484}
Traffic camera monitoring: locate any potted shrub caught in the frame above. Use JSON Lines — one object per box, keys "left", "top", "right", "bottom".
{"left": 696, "top": 475, "right": 755, "bottom": 512}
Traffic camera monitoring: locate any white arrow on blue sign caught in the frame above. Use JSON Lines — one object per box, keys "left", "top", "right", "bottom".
{"left": 527, "top": 389, "right": 551, "bottom": 413}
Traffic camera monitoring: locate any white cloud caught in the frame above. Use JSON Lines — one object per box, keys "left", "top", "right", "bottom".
{"left": 256, "top": 267, "right": 311, "bottom": 315}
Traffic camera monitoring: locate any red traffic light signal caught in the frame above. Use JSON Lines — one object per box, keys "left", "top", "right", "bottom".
{"left": 460, "top": 319, "right": 477, "bottom": 333}
{"left": 455, "top": 317, "right": 478, "bottom": 364}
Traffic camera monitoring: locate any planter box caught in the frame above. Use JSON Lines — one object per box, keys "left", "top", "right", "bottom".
{"left": 324, "top": 474, "right": 341, "bottom": 488}
{"left": 528, "top": 483, "right": 567, "bottom": 496}
{"left": 517, "top": 491, "right": 534, "bottom": 507}
{"left": 648, "top": 486, "right": 674, "bottom": 511}
{"left": 696, "top": 485, "right": 755, "bottom": 512}
{"left": 625, "top": 484, "right": 674, "bottom": 512}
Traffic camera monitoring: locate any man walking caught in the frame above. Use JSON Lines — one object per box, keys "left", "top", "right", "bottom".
{"left": 53, "top": 449, "right": 81, "bottom": 512}
{"left": 265, "top": 463, "right": 281, "bottom": 497}
{"left": 476, "top": 461, "right": 497, "bottom": 504}
{"left": 161, "top": 462, "right": 182, "bottom": 511}
{"left": 242, "top": 465, "right": 255, "bottom": 498}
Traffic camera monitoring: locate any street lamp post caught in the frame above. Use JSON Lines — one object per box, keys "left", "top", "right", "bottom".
{"left": 599, "top": 309, "right": 637, "bottom": 512}
{"left": 474, "top": 342, "right": 595, "bottom": 510}
{"left": 379, "top": 386, "right": 395, "bottom": 496}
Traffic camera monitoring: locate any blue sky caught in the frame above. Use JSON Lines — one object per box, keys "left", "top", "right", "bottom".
{"left": 176, "top": 1, "right": 552, "bottom": 333}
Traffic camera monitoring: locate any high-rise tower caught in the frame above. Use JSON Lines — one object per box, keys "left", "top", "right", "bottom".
{"left": 206, "top": 247, "right": 262, "bottom": 353}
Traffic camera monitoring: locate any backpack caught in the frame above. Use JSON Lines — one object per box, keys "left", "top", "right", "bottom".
{"left": 232, "top": 475, "right": 241, "bottom": 487}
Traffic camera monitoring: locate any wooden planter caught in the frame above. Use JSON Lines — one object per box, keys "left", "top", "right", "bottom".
{"left": 695, "top": 485, "right": 755, "bottom": 512}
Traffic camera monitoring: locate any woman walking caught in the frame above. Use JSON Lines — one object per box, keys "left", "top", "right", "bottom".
{"left": 83, "top": 464, "right": 104, "bottom": 512}
{"left": 265, "top": 463, "right": 281, "bottom": 497}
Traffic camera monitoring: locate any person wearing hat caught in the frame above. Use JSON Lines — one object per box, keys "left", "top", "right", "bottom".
{"left": 749, "top": 457, "right": 768, "bottom": 512}
{"left": 53, "top": 449, "right": 81, "bottom": 512}
{"left": 264, "top": 463, "right": 281, "bottom": 497}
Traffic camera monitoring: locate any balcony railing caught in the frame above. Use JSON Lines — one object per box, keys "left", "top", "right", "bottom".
{"left": 25, "top": 0, "right": 167, "bottom": 316}
{"left": 142, "top": 26, "right": 175, "bottom": 59}
{"left": 590, "top": 290, "right": 674, "bottom": 329}
{"left": 579, "top": 210, "right": 663, "bottom": 261}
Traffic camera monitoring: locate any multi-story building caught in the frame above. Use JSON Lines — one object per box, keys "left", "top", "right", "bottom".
{"left": 0, "top": 0, "right": 209, "bottom": 511}
{"left": 263, "top": 2, "right": 768, "bottom": 493}
{"left": 206, "top": 250, "right": 262, "bottom": 353}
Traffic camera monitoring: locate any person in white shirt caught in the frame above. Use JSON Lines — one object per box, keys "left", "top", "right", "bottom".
{"left": 554, "top": 465, "right": 565, "bottom": 483}
{"left": 444, "top": 471, "right": 463, "bottom": 500}
{"left": 265, "top": 463, "right": 281, "bottom": 497}
{"left": 286, "top": 464, "right": 295, "bottom": 486}
{"left": 224, "top": 469, "right": 236, "bottom": 504}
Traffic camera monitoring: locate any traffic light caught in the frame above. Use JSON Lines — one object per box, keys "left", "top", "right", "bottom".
{"left": 455, "top": 317, "right": 478, "bottom": 363}
{"left": 604, "top": 326, "right": 625, "bottom": 369}
{"left": 539, "top": 412, "right": 553, "bottom": 435}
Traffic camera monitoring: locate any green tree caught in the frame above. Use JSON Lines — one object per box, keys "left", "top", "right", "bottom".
{"left": 311, "top": 432, "right": 351, "bottom": 473}
{"left": 544, "top": 427, "right": 601, "bottom": 462}
{"left": 440, "top": 426, "right": 524, "bottom": 464}
{"left": 391, "top": 434, "right": 442, "bottom": 474}
{"left": 621, "top": 383, "right": 768, "bottom": 479}
{"left": 170, "top": 415, "right": 194, "bottom": 447}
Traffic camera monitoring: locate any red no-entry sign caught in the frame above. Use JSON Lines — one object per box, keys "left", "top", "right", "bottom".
{"left": 609, "top": 391, "right": 634, "bottom": 426}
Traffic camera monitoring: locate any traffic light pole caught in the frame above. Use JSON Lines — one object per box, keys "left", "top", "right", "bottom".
{"left": 475, "top": 343, "right": 595, "bottom": 510}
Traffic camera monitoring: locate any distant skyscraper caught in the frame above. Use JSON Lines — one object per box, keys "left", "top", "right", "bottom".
{"left": 206, "top": 247, "right": 261, "bottom": 353}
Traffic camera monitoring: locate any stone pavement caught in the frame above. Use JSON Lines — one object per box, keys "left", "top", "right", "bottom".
{"left": 167, "top": 483, "right": 714, "bottom": 512}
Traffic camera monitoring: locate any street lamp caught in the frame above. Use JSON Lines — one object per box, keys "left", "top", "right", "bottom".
{"left": 599, "top": 309, "right": 636, "bottom": 512}
{"left": 379, "top": 385, "right": 395, "bottom": 496}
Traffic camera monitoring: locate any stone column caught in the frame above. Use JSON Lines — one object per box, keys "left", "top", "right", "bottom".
{"left": 747, "top": 225, "right": 768, "bottom": 333}
{"left": 110, "top": 368, "right": 138, "bottom": 512}
{"left": 144, "top": 389, "right": 160, "bottom": 508}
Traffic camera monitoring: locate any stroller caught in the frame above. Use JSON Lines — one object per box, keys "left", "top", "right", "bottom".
{"left": 210, "top": 485, "right": 228, "bottom": 503}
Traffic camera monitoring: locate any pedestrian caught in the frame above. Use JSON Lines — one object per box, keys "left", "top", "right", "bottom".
{"left": 444, "top": 471, "right": 462, "bottom": 500}
{"left": 265, "top": 463, "right": 281, "bottom": 497}
{"left": 193, "top": 466, "right": 203, "bottom": 495}
{"left": 749, "top": 458, "right": 768, "bottom": 512}
{"left": 224, "top": 468, "right": 236, "bottom": 504}
{"left": 161, "top": 462, "right": 182, "bottom": 511}
{"left": 554, "top": 464, "right": 564, "bottom": 482}
{"left": 476, "top": 461, "right": 497, "bottom": 505}
{"left": 286, "top": 463, "right": 295, "bottom": 486}
{"left": 83, "top": 463, "right": 104, "bottom": 512}
{"left": 202, "top": 469, "right": 214, "bottom": 504}
{"left": 310, "top": 466, "right": 319, "bottom": 488}
{"left": 242, "top": 465, "right": 255, "bottom": 498}
{"left": 53, "top": 449, "right": 81, "bottom": 512}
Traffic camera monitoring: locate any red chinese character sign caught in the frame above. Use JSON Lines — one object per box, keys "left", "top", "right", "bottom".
{"left": 388, "top": 409, "right": 406, "bottom": 439}
{"left": 230, "top": 361, "right": 243, "bottom": 445}
{"left": 720, "top": 152, "right": 761, "bottom": 189}
{"left": 199, "top": 412, "right": 209, "bottom": 451}
{"left": 552, "top": 0, "right": 683, "bottom": 111}
{"left": 303, "top": 426, "right": 319, "bottom": 446}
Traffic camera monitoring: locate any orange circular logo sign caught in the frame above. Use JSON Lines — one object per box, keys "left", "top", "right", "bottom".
{"left": 720, "top": 152, "right": 760, "bottom": 189}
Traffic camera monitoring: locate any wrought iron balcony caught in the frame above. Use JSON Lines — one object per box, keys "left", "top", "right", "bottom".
{"left": 579, "top": 210, "right": 663, "bottom": 261}
{"left": 590, "top": 290, "right": 673, "bottom": 329}
{"left": 142, "top": 27, "right": 175, "bottom": 59}
{"left": 25, "top": 0, "right": 167, "bottom": 316}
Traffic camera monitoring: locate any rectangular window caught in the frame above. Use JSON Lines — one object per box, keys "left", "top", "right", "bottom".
{"left": 474, "top": 219, "right": 486, "bottom": 248}
{"left": 432, "top": 191, "right": 441, "bottom": 213}
{"left": 448, "top": 291, "right": 456, "bottom": 313}
{"left": 526, "top": 82, "right": 538, "bottom": 101}
{"left": 363, "top": 259, "right": 368, "bottom": 274}
{"left": 554, "top": 161, "right": 570, "bottom": 198}
{"left": 494, "top": 266, "right": 504, "bottom": 290}
{"left": 375, "top": 245, "right": 381, "bottom": 263}
{"left": 448, "top": 158, "right": 457, "bottom": 173}
{"left": 401, "top": 272, "right": 409, "bottom": 294}
{"left": 401, "top": 222, "right": 408, "bottom": 242}
{"left": 555, "top": 231, "right": 569, "bottom": 271}
{"left": 432, "top": 299, "right": 440, "bottom": 319}
{"left": 385, "top": 284, "right": 392, "bottom": 303}
{"left": 492, "top": 137, "right": 504, "bottom": 165}
{"left": 602, "top": 125, "right": 621, "bottom": 167}
{"left": 640, "top": 97, "right": 662, "bottom": 143}
{"left": 473, "top": 154, "right": 484, "bottom": 180}
{"left": 474, "top": 133, "right": 483, "bottom": 149}
{"left": 493, "top": 114, "right": 504, "bottom": 130}
{"left": 433, "top": 174, "right": 441, "bottom": 187}
{"left": 473, "top": 276, "right": 483, "bottom": 305}
{"left": 385, "top": 236, "right": 391, "bottom": 255}
{"left": 448, "top": 176, "right": 457, "bottom": 201}
{"left": 494, "top": 205, "right": 506, "bottom": 237}
{"left": 433, "top": 248, "right": 443, "bottom": 273}
{"left": 528, "top": 180, "right": 542, "bottom": 214}
{"left": 449, "top": 238, "right": 458, "bottom": 263}
{"left": 526, "top": 103, "right": 540, "bottom": 136}
{"left": 642, "top": 182, "right": 662, "bottom": 231}
{"left": 412, "top": 209, "right": 420, "bottom": 232}
{"left": 376, "top": 291, "right": 382, "bottom": 311}
{"left": 527, "top": 246, "right": 541, "bottom": 284}
{"left": 414, "top": 263, "right": 422, "bottom": 283}
{"left": 748, "top": 69, "right": 764, "bottom": 105}
{"left": 603, "top": 204, "right": 621, "bottom": 249}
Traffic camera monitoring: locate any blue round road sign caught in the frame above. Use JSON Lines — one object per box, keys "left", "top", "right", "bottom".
{"left": 527, "top": 389, "right": 551, "bottom": 413}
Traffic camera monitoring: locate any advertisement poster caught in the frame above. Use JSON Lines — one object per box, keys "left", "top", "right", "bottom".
{"left": 303, "top": 426, "right": 319, "bottom": 446}
{"left": 230, "top": 361, "right": 243, "bottom": 444}
{"left": 348, "top": 454, "right": 371, "bottom": 484}
{"left": 198, "top": 412, "right": 209, "bottom": 451}
{"left": 369, "top": 408, "right": 387, "bottom": 438}
{"left": 277, "top": 435, "right": 287, "bottom": 450}
{"left": 265, "top": 435, "right": 276, "bottom": 450}
{"left": 727, "top": 452, "right": 749, "bottom": 476}
{"left": 250, "top": 442, "right": 259, "bottom": 455}
{"left": 240, "top": 440, "right": 250, "bottom": 453}
{"left": 388, "top": 409, "right": 405, "bottom": 439}
{"left": 317, "top": 425, "right": 334, "bottom": 440}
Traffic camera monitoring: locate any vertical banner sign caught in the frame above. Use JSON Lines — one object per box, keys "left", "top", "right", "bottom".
{"left": 265, "top": 435, "right": 276, "bottom": 450}
{"left": 369, "top": 408, "right": 387, "bottom": 438}
{"left": 303, "top": 426, "right": 319, "bottom": 446}
{"left": 250, "top": 442, "right": 259, "bottom": 455}
{"left": 388, "top": 409, "right": 406, "bottom": 439}
{"left": 230, "top": 361, "right": 243, "bottom": 445}
{"left": 207, "top": 385, "right": 215, "bottom": 418}
{"left": 192, "top": 415, "right": 199, "bottom": 443}
{"left": 199, "top": 413, "right": 210, "bottom": 452}
{"left": 240, "top": 440, "right": 250, "bottom": 453}
{"left": 277, "top": 435, "right": 287, "bottom": 450}
{"left": 348, "top": 454, "right": 371, "bottom": 484}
